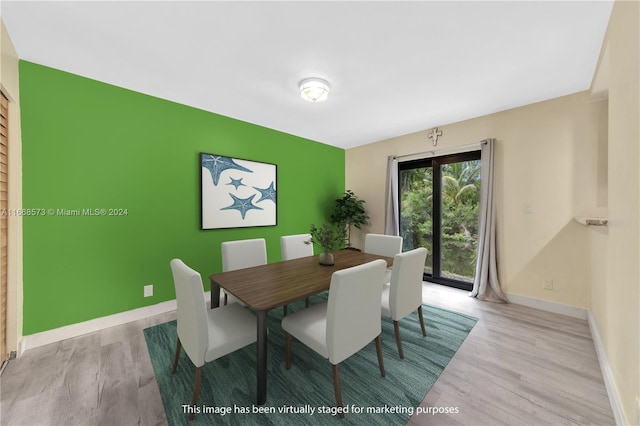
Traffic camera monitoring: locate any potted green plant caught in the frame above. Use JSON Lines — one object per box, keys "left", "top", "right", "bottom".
{"left": 306, "top": 223, "right": 345, "bottom": 265}
{"left": 329, "top": 190, "right": 370, "bottom": 249}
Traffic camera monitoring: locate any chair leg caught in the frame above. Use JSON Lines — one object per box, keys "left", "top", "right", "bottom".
{"left": 418, "top": 305, "right": 427, "bottom": 337}
{"left": 285, "top": 332, "right": 292, "bottom": 370}
{"left": 283, "top": 305, "right": 288, "bottom": 317}
{"left": 223, "top": 291, "right": 228, "bottom": 306}
{"left": 171, "top": 338, "right": 182, "bottom": 374}
{"left": 189, "top": 366, "right": 202, "bottom": 421}
{"left": 393, "top": 320, "right": 405, "bottom": 359}
{"left": 332, "top": 364, "right": 345, "bottom": 419}
{"left": 305, "top": 297, "right": 310, "bottom": 307}
{"left": 375, "top": 335, "right": 386, "bottom": 377}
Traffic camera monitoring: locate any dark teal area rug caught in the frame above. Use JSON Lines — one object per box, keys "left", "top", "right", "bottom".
{"left": 144, "top": 297, "right": 477, "bottom": 425}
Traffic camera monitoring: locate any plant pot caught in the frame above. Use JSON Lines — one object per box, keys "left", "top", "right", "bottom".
{"left": 319, "top": 252, "right": 334, "bottom": 266}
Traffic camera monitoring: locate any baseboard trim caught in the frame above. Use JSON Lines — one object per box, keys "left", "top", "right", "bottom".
{"left": 588, "top": 311, "right": 626, "bottom": 426}
{"left": 19, "top": 292, "right": 214, "bottom": 354}
{"left": 17, "top": 338, "right": 25, "bottom": 358}
{"left": 506, "top": 292, "right": 588, "bottom": 319}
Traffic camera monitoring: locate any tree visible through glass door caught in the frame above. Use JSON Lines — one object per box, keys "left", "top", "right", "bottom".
{"left": 398, "top": 152, "right": 481, "bottom": 290}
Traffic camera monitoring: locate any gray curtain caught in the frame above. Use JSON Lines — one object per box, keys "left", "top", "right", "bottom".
{"left": 470, "top": 139, "right": 508, "bottom": 302}
{"left": 384, "top": 156, "right": 399, "bottom": 236}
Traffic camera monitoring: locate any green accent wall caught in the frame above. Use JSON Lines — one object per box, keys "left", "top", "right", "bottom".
{"left": 19, "top": 61, "right": 345, "bottom": 335}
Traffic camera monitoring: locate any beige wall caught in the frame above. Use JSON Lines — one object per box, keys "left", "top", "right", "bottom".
{"left": 590, "top": 1, "right": 640, "bottom": 424}
{"left": 347, "top": 92, "right": 605, "bottom": 309}
{"left": 347, "top": 1, "right": 639, "bottom": 422}
{"left": 1, "top": 19, "right": 24, "bottom": 355}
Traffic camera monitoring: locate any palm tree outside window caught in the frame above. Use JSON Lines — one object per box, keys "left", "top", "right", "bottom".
{"left": 398, "top": 151, "right": 481, "bottom": 291}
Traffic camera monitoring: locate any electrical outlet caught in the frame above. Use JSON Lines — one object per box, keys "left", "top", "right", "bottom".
{"left": 144, "top": 284, "right": 153, "bottom": 297}
{"left": 543, "top": 279, "right": 554, "bottom": 290}
{"left": 523, "top": 203, "right": 534, "bottom": 214}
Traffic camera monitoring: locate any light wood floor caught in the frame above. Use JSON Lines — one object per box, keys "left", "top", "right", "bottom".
{"left": 0, "top": 283, "right": 615, "bottom": 425}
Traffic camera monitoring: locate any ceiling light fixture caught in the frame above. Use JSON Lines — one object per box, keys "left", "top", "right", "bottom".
{"left": 299, "top": 78, "right": 330, "bottom": 102}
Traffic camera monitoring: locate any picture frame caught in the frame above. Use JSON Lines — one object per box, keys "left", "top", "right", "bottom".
{"left": 200, "top": 153, "right": 277, "bottom": 230}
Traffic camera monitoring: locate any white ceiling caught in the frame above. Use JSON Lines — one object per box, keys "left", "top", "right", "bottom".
{"left": 1, "top": 1, "right": 613, "bottom": 149}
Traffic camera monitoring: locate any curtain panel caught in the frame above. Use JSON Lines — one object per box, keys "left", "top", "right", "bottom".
{"left": 470, "top": 139, "right": 508, "bottom": 302}
{"left": 384, "top": 156, "right": 399, "bottom": 236}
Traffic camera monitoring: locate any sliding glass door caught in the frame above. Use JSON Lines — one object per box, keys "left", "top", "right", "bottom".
{"left": 398, "top": 151, "right": 481, "bottom": 291}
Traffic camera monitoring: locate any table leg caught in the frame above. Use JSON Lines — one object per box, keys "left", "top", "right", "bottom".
{"left": 209, "top": 279, "right": 220, "bottom": 309}
{"left": 257, "top": 310, "right": 268, "bottom": 405}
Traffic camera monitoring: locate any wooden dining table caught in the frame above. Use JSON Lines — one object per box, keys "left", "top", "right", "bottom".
{"left": 209, "top": 249, "right": 394, "bottom": 405}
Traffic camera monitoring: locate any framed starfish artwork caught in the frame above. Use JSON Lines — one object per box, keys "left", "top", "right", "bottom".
{"left": 200, "top": 153, "right": 277, "bottom": 229}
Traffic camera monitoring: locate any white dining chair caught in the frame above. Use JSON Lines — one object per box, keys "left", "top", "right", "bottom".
{"left": 364, "top": 233, "right": 403, "bottom": 282}
{"left": 380, "top": 247, "right": 428, "bottom": 359}
{"left": 221, "top": 238, "right": 267, "bottom": 305}
{"left": 170, "top": 259, "right": 258, "bottom": 421}
{"left": 281, "top": 259, "right": 387, "bottom": 418}
{"left": 364, "top": 233, "right": 403, "bottom": 257}
{"left": 280, "top": 234, "right": 313, "bottom": 313}
{"left": 280, "top": 233, "right": 313, "bottom": 260}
